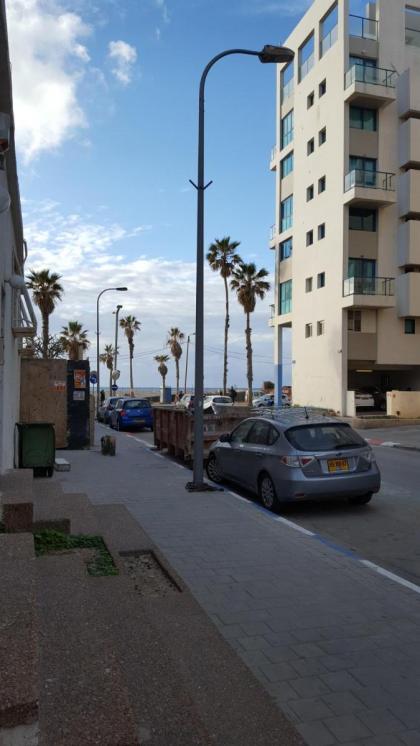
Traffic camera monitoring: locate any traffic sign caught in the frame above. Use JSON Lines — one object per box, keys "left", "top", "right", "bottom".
{"left": 90, "top": 375, "right": 97, "bottom": 385}
{"left": 112, "top": 370, "right": 120, "bottom": 381}
{"left": 111, "top": 384, "right": 118, "bottom": 392}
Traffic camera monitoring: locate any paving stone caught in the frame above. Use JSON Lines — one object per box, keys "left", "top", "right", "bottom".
{"left": 357, "top": 707, "right": 404, "bottom": 735}
{"left": 292, "top": 643, "right": 326, "bottom": 659}
{"left": 258, "top": 661, "right": 297, "bottom": 683}
{"left": 324, "top": 713, "right": 373, "bottom": 741}
{"left": 320, "top": 671, "right": 362, "bottom": 692}
{"left": 288, "top": 697, "right": 334, "bottom": 722}
{"left": 321, "top": 691, "right": 366, "bottom": 716}
{"left": 297, "top": 720, "right": 338, "bottom": 746}
{"left": 264, "top": 646, "right": 299, "bottom": 663}
{"left": 291, "top": 658, "right": 330, "bottom": 678}
{"left": 290, "top": 677, "right": 332, "bottom": 698}
{"left": 400, "top": 731, "right": 420, "bottom": 745}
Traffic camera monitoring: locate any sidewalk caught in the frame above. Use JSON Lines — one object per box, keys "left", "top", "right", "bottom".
{"left": 359, "top": 425, "right": 420, "bottom": 452}
{"left": 56, "top": 425, "right": 420, "bottom": 746}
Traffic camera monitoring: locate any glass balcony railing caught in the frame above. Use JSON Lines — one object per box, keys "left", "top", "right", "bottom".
{"left": 270, "top": 304, "right": 275, "bottom": 319}
{"left": 406, "top": 27, "right": 420, "bottom": 47}
{"left": 270, "top": 224, "right": 276, "bottom": 240}
{"left": 343, "top": 276, "right": 395, "bottom": 297}
{"left": 349, "top": 14, "right": 378, "bottom": 40}
{"left": 345, "top": 63, "right": 397, "bottom": 89}
{"left": 299, "top": 53, "right": 314, "bottom": 82}
{"left": 281, "top": 78, "right": 294, "bottom": 102}
{"left": 320, "top": 24, "right": 338, "bottom": 56}
{"left": 344, "top": 169, "right": 395, "bottom": 192}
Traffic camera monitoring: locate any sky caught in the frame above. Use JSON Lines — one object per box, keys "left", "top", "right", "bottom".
{"left": 5, "top": 0, "right": 317, "bottom": 391}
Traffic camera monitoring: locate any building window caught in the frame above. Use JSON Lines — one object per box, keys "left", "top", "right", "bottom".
{"left": 348, "top": 258, "right": 376, "bottom": 280}
{"left": 349, "top": 155, "right": 377, "bottom": 186}
{"left": 306, "top": 229, "right": 314, "bottom": 246}
{"left": 306, "top": 184, "right": 314, "bottom": 202}
{"left": 281, "top": 61, "right": 294, "bottom": 102}
{"left": 348, "top": 309, "right": 362, "bottom": 332}
{"left": 350, "top": 106, "right": 377, "bottom": 131}
{"left": 305, "top": 323, "right": 313, "bottom": 338}
{"left": 307, "top": 91, "right": 315, "bottom": 108}
{"left": 280, "top": 280, "right": 292, "bottom": 315}
{"left": 320, "top": 3, "right": 338, "bottom": 56}
{"left": 405, "top": 7, "right": 420, "bottom": 47}
{"left": 319, "top": 79, "right": 327, "bottom": 97}
{"left": 405, "top": 318, "right": 416, "bottom": 335}
{"left": 281, "top": 152, "right": 294, "bottom": 178}
{"left": 349, "top": 207, "right": 377, "bottom": 231}
{"left": 318, "top": 223, "right": 326, "bottom": 239}
{"left": 307, "top": 137, "right": 315, "bottom": 155}
{"left": 319, "top": 127, "right": 327, "bottom": 145}
{"left": 281, "top": 110, "right": 294, "bottom": 149}
{"left": 317, "top": 272, "right": 325, "bottom": 288}
{"left": 305, "top": 277, "right": 313, "bottom": 293}
{"left": 280, "top": 195, "right": 293, "bottom": 232}
{"left": 318, "top": 176, "right": 326, "bottom": 193}
{"left": 299, "top": 33, "right": 315, "bottom": 82}
{"left": 280, "top": 237, "right": 293, "bottom": 261}
{"left": 317, "top": 320, "right": 325, "bottom": 336}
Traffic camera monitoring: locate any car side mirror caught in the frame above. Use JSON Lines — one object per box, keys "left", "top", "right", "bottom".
{"left": 219, "top": 433, "right": 231, "bottom": 443}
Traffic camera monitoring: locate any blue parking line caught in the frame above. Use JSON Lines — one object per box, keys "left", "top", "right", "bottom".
{"left": 312, "top": 534, "right": 361, "bottom": 560}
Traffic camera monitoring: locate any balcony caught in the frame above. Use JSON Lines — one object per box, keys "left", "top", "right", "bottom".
{"left": 399, "top": 170, "right": 420, "bottom": 219}
{"left": 270, "top": 145, "right": 278, "bottom": 171}
{"left": 396, "top": 273, "right": 420, "bottom": 318}
{"left": 344, "top": 64, "right": 396, "bottom": 108}
{"left": 399, "top": 118, "right": 420, "bottom": 170}
{"left": 268, "top": 304, "right": 275, "bottom": 327}
{"left": 349, "top": 14, "right": 378, "bottom": 40}
{"left": 406, "top": 26, "right": 420, "bottom": 48}
{"left": 398, "top": 221, "right": 420, "bottom": 268}
{"left": 343, "top": 276, "right": 395, "bottom": 309}
{"left": 399, "top": 68, "right": 420, "bottom": 119}
{"left": 344, "top": 169, "right": 396, "bottom": 207}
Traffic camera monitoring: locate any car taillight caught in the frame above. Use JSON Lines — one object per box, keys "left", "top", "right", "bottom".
{"left": 364, "top": 450, "right": 376, "bottom": 463}
{"left": 120, "top": 410, "right": 126, "bottom": 417}
{"left": 281, "top": 455, "right": 315, "bottom": 468}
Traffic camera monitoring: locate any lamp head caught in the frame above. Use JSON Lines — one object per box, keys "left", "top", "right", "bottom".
{"left": 258, "top": 45, "right": 294, "bottom": 64}
{"left": 116, "top": 287, "right": 128, "bottom": 291}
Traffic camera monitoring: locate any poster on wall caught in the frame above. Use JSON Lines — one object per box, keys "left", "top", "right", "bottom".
{"left": 74, "top": 370, "right": 86, "bottom": 389}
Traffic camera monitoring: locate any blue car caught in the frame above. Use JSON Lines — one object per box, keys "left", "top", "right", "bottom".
{"left": 110, "top": 398, "right": 153, "bottom": 431}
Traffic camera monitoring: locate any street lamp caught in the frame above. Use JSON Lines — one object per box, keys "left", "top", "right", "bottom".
{"left": 184, "top": 332, "right": 195, "bottom": 394}
{"left": 188, "top": 44, "right": 294, "bottom": 491}
{"left": 96, "top": 287, "right": 127, "bottom": 417}
{"left": 113, "top": 304, "right": 123, "bottom": 389}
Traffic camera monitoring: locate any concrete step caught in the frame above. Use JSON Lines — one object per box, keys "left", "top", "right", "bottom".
{"left": 32, "top": 492, "right": 99, "bottom": 535}
{"left": 0, "top": 469, "right": 34, "bottom": 532}
{"left": 0, "top": 534, "right": 39, "bottom": 742}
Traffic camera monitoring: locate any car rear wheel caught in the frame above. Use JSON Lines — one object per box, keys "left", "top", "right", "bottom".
{"left": 349, "top": 492, "right": 373, "bottom": 506}
{"left": 258, "top": 473, "right": 279, "bottom": 512}
{"left": 206, "top": 454, "right": 223, "bottom": 484}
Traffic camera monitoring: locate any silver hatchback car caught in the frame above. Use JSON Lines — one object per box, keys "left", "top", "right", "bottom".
{"left": 206, "top": 411, "right": 381, "bottom": 511}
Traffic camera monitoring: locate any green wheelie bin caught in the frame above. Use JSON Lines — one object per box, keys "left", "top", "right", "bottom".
{"left": 15, "top": 423, "right": 55, "bottom": 477}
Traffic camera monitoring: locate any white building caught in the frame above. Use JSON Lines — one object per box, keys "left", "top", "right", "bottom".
{"left": 0, "top": 0, "right": 36, "bottom": 472}
{"left": 271, "top": 0, "right": 420, "bottom": 415}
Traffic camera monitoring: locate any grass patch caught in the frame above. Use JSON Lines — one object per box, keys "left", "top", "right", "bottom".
{"left": 34, "top": 530, "right": 119, "bottom": 576}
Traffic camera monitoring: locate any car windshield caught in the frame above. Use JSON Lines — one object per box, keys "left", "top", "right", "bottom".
{"left": 124, "top": 400, "right": 150, "bottom": 409}
{"left": 285, "top": 424, "right": 366, "bottom": 452}
{"left": 214, "top": 397, "right": 232, "bottom": 404}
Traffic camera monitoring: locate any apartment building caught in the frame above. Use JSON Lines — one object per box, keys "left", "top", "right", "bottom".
{"left": 0, "top": 0, "right": 36, "bottom": 471}
{"left": 270, "top": 0, "right": 420, "bottom": 415}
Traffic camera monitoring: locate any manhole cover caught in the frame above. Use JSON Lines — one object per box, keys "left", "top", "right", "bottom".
{"left": 120, "top": 550, "right": 181, "bottom": 597}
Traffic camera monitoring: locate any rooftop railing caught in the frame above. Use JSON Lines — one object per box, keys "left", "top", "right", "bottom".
{"left": 343, "top": 276, "right": 395, "bottom": 297}
{"left": 349, "top": 13, "right": 378, "bottom": 40}
{"left": 344, "top": 169, "right": 395, "bottom": 192}
{"left": 345, "top": 63, "right": 397, "bottom": 89}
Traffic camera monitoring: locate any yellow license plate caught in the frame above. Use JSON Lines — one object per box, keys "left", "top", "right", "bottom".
{"left": 328, "top": 458, "right": 349, "bottom": 473}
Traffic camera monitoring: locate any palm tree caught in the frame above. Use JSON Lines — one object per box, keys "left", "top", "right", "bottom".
{"left": 60, "top": 321, "right": 90, "bottom": 361}
{"left": 26, "top": 269, "right": 63, "bottom": 359}
{"left": 100, "top": 344, "right": 115, "bottom": 396}
{"left": 154, "top": 354, "right": 169, "bottom": 398}
{"left": 167, "top": 327, "right": 185, "bottom": 398}
{"left": 207, "top": 237, "right": 241, "bottom": 394}
{"left": 230, "top": 262, "right": 270, "bottom": 406}
{"left": 120, "top": 315, "right": 141, "bottom": 392}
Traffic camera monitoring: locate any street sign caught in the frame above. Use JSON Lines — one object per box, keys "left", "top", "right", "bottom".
{"left": 90, "top": 375, "right": 97, "bottom": 385}
{"left": 111, "top": 384, "right": 118, "bottom": 392}
{"left": 112, "top": 370, "right": 120, "bottom": 381}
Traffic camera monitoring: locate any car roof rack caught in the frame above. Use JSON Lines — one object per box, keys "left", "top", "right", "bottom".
{"left": 249, "top": 406, "right": 337, "bottom": 427}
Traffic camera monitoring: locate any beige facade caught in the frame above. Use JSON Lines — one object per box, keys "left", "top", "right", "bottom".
{"left": 271, "top": 0, "right": 420, "bottom": 414}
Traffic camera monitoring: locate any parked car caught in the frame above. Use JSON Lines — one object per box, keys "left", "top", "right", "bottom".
{"left": 358, "top": 386, "right": 387, "bottom": 411}
{"left": 253, "top": 393, "right": 291, "bottom": 408}
{"left": 206, "top": 413, "right": 380, "bottom": 511}
{"left": 98, "top": 396, "right": 119, "bottom": 424}
{"left": 203, "top": 395, "right": 233, "bottom": 414}
{"left": 354, "top": 390, "right": 375, "bottom": 409}
{"left": 110, "top": 398, "right": 153, "bottom": 431}
{"left": 178, "top": 394, "right": 195, "bottom": 410}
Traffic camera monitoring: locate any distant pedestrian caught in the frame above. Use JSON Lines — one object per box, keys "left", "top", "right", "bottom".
{"left": 229, "top": 386, "right": 237, "bottom": 404}
{"left": 100, "top": 389, "right": 105, "bottom": 405}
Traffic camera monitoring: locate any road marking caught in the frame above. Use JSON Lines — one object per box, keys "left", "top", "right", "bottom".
{"left": 360, "top": 559, "right": 420, "bottom": 596}
{"left": 274, "top": 515, "right": 315, "bottom": 537}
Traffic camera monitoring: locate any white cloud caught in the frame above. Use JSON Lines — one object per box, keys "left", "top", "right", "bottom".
{"left": 6, "top": 0, "right": 92, "bottom": 161}
{"left": 241, "top": 0, "right": 312, "bottom": 15}
{"left": 155, "top": 0, "right": 169, "bottom": 24}
{"left": 23, "top": 199, "right": 276, "bottom": 390}
{"left": 108, "top": 40, "right": 137, "bottom": 85}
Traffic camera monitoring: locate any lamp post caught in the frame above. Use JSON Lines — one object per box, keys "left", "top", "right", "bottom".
{"left": 113, "top": 304, "right": 123, "bottom": 381}
{"left": 96, "top": 287, "right": 127, "bottom": 417}
{"left": 188, "top": 45, "right": 294, "bottom": 491}
{"left": 184, "top": 332, "right": 195, "bottom": 394}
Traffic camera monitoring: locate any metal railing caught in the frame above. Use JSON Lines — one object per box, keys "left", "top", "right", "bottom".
{"left": 406, "top": 27, "right": 420, "bottom": 48}
{"left": 349, "top": 13, "right": 378, "bottom": 40}
{"left": 344, "top": 169, "right": 395, "bottom": 192}
{"left": 343, "top": 276, "right": 395, "bottom": 297}
{"left": 345, "top": 63, "right": 397, "bottom": 89}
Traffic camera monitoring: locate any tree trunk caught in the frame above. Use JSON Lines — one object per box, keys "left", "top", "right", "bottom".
{"left": 245, "top": 312, "right": 253, "bottom": 406}
{"left": 175, "top": 358, "right": 179, "bottom": 398}
{"left": 223, "top": 275, "right": 229, "bottom": 395}
{"left": 129, "top": 339, "right": 134, "bottom": 392}
{"left": 42, "top": 311, "right": 49, "bottom": 359}
{"left": 162, "top": 374, "right": 166, "bottom": 401}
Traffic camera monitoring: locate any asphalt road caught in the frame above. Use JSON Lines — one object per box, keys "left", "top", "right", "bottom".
{"left": 105, "top": 424, "right": 420, "bottom": 586}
